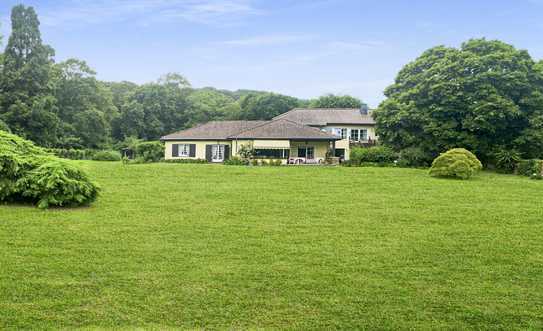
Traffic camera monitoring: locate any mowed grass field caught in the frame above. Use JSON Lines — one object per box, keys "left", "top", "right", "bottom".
{"left": 1, "top": 162, "right": 543, "bottom": 330}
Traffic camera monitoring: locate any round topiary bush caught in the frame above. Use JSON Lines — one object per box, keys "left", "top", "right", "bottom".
{"left": 0, "top": 131, "right": 99, "bottom": 208}
{"left": 429, "top": 148, "right": 482, "bottom": 179}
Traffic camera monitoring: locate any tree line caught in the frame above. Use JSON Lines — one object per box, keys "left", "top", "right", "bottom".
{"left": 0, "top": 5, "right": 364, "bottom": 149}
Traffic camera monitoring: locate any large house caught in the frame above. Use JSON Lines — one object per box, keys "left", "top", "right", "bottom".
{"left": 160, "top": 108, "right": 376, "bottom": 163}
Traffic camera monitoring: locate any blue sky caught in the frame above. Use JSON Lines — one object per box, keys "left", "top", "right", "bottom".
{"left": 1, "top": 0, "right": 542, "bottom": 107}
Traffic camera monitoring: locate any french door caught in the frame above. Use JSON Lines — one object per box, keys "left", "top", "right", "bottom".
{"left": 211, "top": 145, "right": 225, "bottom": 162}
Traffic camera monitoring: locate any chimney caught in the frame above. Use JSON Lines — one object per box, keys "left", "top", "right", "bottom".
{"left": 360, "top": 104, "right": 369, "bottom": 115}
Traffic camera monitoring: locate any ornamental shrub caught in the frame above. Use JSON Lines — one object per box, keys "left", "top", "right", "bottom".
{"left": 161, "top": 158, "right": 208, "bottom": 164}
{"left": 0, "top": 131, "right": 99, "bottom": 208}
{"left": 517, "top": 159, "right": 543, "bottom": 179}
{"left": 429, "top": 148, "right": 482, "bottom": 180}
{"left": 92, "top": 150, "right": 121, "bottom": 161}
{"left": 224, "top": 157, "right": 249, "bottom": 166}
{"left": 16, "top": 160, "right": 99, "bottom": 209}
{"left": 493, "top": 149, "right": 522, "bottom": 173}
{"left": 397, "top": 147, "right": 432, "bottom": 168}
{"left": 350, "top": 146, "right": 397, "bottom": 165}
{"left": 134, "top": 141, "right": 164, "bottom": 162}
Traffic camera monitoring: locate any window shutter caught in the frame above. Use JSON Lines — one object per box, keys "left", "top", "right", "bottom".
{"left": 172, "top": 144, "right": 178, "bottom": 157}
{"left": 189, "top": 144, "right": 196, "bottom": 157}
{"left": 224, "top": 145, "right": 230, "bottom": 161}
{"left": 205, "top": 145, "right": 212, "bottom": 162}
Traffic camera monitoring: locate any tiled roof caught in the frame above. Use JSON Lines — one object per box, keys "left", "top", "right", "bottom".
{"left": 273, "top": 108, "right": 376, "bottom": 126}
{"left": 160, "top": 121, "right": 266, "bottom": 140}
{"left": 229, "top": 119, "right": 340, "bottom": 140}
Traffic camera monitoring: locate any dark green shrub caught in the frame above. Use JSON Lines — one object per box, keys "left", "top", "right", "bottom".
{"left": 16, "top": 160, "right": 99, "bottom": 209}
{"left": 224, "top": 157, "right": 249, "bottom": 166}
{"left": 251, "top": 159, "right": 259, "bottom": 166}
{"left": 429, "top": 148, "right": 482, "bottom": 180}
{"left": 350, "top": 146, "right": 397, "bottom": 165}
{"left": 0, "top": 120, "right": 10, "bottom": 133}
{"left": 493, "top": 149, "right": 522, "bottom": 173}
{"left": 397, "top": 147, "right": 432, "bottom": 168}
{"left": 134, "top": 141, "right": 164, "bottom": 162}
{"left": 0, "top": 131, "right": 99, "bottom": 208}
{"left": 91, "top": 150, "right": 121, "bottom": 161}
{"left": 161, "top": 158, "right": 207, "bottom": 164}
{"left": 517, "top": 159, "right": 543, "bottom": 178}
{"left": 48, "top": 148, "right": 98, "bottom": 160}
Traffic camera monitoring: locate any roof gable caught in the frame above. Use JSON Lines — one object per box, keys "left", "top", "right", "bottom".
{"left": 229, "top": 119, "right": 339, "bottom": 140}
{"left": 273, "top": 108, "right": 376, "bottom": 126}
{"left": 161, "top": 121, "right": 267, "bottom": 140}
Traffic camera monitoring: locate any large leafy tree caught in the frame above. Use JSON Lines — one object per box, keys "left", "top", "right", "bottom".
{"left": 309, "top": 94, "right": 363, "bottom": 108}
{"left": 185, "top": 88, "right": 241, "bottom": 125}
{"left": 238, "top": 92, "right": 301, "bottom": 120}
{"left": 0, "top": 5, "right": 59, "bottom": 146}
{"left": 54, "top": 58, "right": 118, "bottom": 148}
{"left": 116, "top": 73, "right": 192, "bottom": 140}
{"left": 374, "top": 39, "right": 543, "bottom": 161}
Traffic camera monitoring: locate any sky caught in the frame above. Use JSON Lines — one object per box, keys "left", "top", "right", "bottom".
{"left": 1, "top": 0, "right": 542, "bottom": 107}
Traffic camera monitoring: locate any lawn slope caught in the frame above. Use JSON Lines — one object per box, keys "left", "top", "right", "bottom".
{"left": 1, "top": 162, "right": 542, "bottom": 329}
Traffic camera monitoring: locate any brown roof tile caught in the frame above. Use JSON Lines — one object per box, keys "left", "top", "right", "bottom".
{"left": 160, "top": 121, "right": 267, "bottom": 140}
{"left": 273, "top": 108, "right": 376, "bottom": 126}
{"left": 229, "top": 119, "right": 340, "bottom": 140}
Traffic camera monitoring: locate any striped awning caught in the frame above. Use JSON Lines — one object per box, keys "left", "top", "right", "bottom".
{"left": 252, "top": 140, "right": 290, "bottom": 149}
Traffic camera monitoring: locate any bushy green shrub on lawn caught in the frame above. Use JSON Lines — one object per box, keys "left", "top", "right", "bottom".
{"left": 224, "top": 157, "right": 249, "bottom": 166}
{"left": 48, "top": 148, "right": 98, "bottom": 160}
{"left": 161, "top": 158, "right": 208, "bottom": 164}
{"left": 92, "top": 150, "right": 122, "bottom": 161}
{"left": 350, "top": 146, "right": 397, "bottom": 165}
{"left": 397, "top": 147, "right": 432, "bottom": 168}
{"left": 429, "top": 148, "right": 482, "bottom": 179}
{"left": 517, "top": 159, "right": 543, "bottom": 179}
{"left": 134, "top": 141, "right": 164, "bottom": 162}
{"left": 0, "top": 131, "right": 99, "bottom": 208}
{"left": 493, "top": 149, "right": 522, "bottom": 173}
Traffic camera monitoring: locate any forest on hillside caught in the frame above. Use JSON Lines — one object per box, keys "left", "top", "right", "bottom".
{"left": 0, "top": 5, "right": 364, "bottom": 149}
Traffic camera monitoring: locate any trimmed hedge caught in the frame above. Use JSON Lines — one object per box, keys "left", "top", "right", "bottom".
{"left": 92, "top": 150, "right": 121, "bottom": 161}
{"left": 0, "top": 131, "right": 99, "bottom": 208}
{"left": 134, "top": 141, "right": 164, "bottom": 162}
{"left": 429, "top": 148, "right": 482, "bottom": 180}
{"left": 349, "top": 146, "right": 397, "bottom": 165}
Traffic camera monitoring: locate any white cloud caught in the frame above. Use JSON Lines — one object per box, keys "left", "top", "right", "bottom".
{"left": 38, "top": 0, "right": 261, "bottom": 27}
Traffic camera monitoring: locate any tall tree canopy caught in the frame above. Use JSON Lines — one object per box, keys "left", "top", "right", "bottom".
{"left": 238, "top": 92, "right": 302, "bottom": 120}
{"left": 0, "top": 5, "right": 59, "bottom": 146}
{"left": 309, "top": 94, "right": 363, "bottom": 108}
{"left": 374, "top": 39, "right": 543, "bottom": 161}
{"left": 54, "top": 58, "right": 118, "bottom": 148}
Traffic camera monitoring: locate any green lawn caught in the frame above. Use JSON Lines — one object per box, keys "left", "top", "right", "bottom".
{"left": 1, "top": 162, "right": 542, "bottom": 330}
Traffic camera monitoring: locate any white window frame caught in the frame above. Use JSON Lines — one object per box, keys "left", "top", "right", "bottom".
{"left": 350, "top": 129, "right": 359, "bottom": 141}
{"left": 360, "top": 129, "right": 368, "bottom": 141}
{"left": 211, "top": 144, "right": 225, "bottom": 162}
{"left": 340, "top": 128, "right": 348, "bottom": 139}
{"left": 178, "top": 144, "right": 190, "bottom": 157}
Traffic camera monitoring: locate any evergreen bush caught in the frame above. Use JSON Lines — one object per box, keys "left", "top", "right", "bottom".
{"left": 429, "top": 148, "right": 482, "bottom": 180}
{"left": 92, "top": 150, "right": 122, "bottom": 161}
{"left": 0, "top": 131, "right": 99, "bottom": 208}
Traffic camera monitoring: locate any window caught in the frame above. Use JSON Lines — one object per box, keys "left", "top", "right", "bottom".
{"left": 178, "top": 144, "right": 190, "bottom": 157}
{"left": 340, "top": 128, "right": 348, "bottom": 139}
{"left": 211, "top": 145, "right": 225, "bottom": 162}
{"left": 306, "top": 147, "right": 315, "bottom": 159}
{"left": 350, "top": 129, "right": 359, "bottom": 141}
{"left": 360, "top": 129, "right": 368, "bottom": 141}
{"left": 254, "top": 149, "right": 289, "bottom": 159}
{"left": 297, "top": 147, "right": 314, "bottom": 159}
